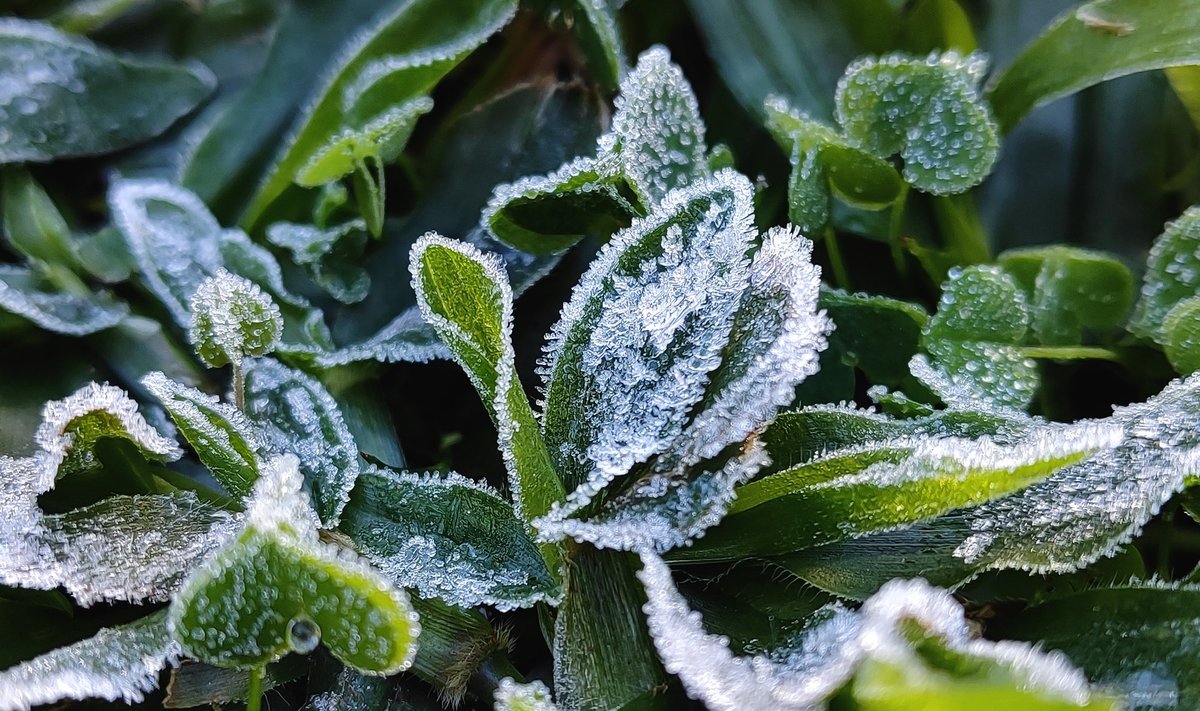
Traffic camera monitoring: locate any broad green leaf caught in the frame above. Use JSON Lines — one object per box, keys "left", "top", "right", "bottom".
{"left": 188, "top": 270, "right": 283, "bottom": 369}
{"left": 410, "top": 236, "right": 565, "bottom": 524}
{"left": 143, "top": 372, "right": 266, "bottom": 498}
{"left": 169, "top": 456, "right": 419, "bottom": 674}
{"left": 986, "top": 0, "right": 1200, "bottom": 131}
{"left": 0, "top": 265, "right": 126, "bottom": 336}
{"left": 496, "top": 678, "right": 558, "bottom": 711}
{"left": 998, "top": 245, "right": 1133, "bottom": 345}
{"left": 638, "top": 553, "right": 1110, "bottom": 710}
{"left": 914, "top": 265, "right": 1039, "bottom": 410}
{"left": 339, "top": 467, "right": 558, "bottom": 610}
{"left": 820, "top": 287, "right": 929, "bottom": 389}
{"left": 1129, "top": 206, "right": 1200, "bottom": 341}
{"left": 266, "top": 220, "right": 371, "bottom": 304}
{"left": 1164, "top": 296, "right": 1200, "bottom": 375}
{"left": 837, "top": 52, "right": 999, "bottom": 194}
{"left": 242, "top": 358, "right": 359, "bottom": 526}
{"left": 674, "top": 418, "right": 1117, "bottom": 562}
{"left": 73, "top": 226, "right": 133, "bottom": 283}
{"left": 569, "top": 0, "right": 626, "bottom": 91}
{"left": 0, "top": 19, "right": 213, "bottom": 164}
{"left": 0, "top": 610, "right": 178, "bottom": 708}
{"left": 1, "top": 168, "right": 77, "bottom": 271}
{"left": 540, "top": 170, "right": 756, "bottom": 496}
{"left": 613, "top": 46, "right": 710, "bottom": 204}
{"left": 997, "top": 584, "right": 1200, "bottom": 710}
{"left": 242, "top": 0, "right": 518, "bottom": 228}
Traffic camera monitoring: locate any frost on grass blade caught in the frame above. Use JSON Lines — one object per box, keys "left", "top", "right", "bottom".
{"left": 242, "top": 358, "right": 359, "bottom": 526}
{"left": 410, "top": 235, "right": 563, "bottom": 523}
{"left": 143, "top": 371, "right": 267, "bottom": 498}
{"left": 296, "top": 96, "right": 434, "bottom": 187}
{"left": 637, "top": 553, "right": 1104, "bottom": 710}
{"left": 836, "top": 51, "right": 999, "bottom": 194}
{"left": 188, "top": 270, "right": 283, "bottom": 369}
{"left": 913, "top": 265, "right": 1038, "bottom": 411}
{"left": 613, "top": 46, "right": 709, "bottom": 204}
{"left": 0, "top": 265, "right": 127, "bottom": 336}
{"left": 540, "top": 170, "right": 756, "bottom": 499}
{"left": 495, "top": 677, "right": 558, "bottom": 711}
{"left": 1129, "top": 206, "right": 1200, "bottom": 342}
{"left": 267, "top": 220, "right": 371, "bottom": 304}
{"left": 339, "top": 467, "right": 558, "bottom": 611}
{"left": 169, "top": 456, "right": 420, "bottom": 675}
{"left": 0, "top": 609, "right": 179, "bottom": 711}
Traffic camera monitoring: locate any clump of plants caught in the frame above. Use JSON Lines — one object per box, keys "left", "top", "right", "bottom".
{"left": 2, "top": 1, "right": 1200, "bottom": 710}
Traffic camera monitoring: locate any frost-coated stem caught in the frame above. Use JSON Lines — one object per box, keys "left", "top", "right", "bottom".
{"left": 232, "top": 358, "right": 246, "bottom": 411}
{"left": 245, "top": 666, "right": 265, "bottom": 711}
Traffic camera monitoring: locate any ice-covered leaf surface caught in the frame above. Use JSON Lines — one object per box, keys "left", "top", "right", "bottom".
{"left": 913, "top": 265, "right": 1038, "bottom": 410}
{"left": 411, "top": 236, "right": 564, "bottom": 523}
{"left": 1164, "top": 297, "right": 1200, "bottom": 375}
{"left": 638, "top": 553, "right": 1107, "bottom": 710}
{"left": 296, "top": 96, "right": 434, "bottom": 187}
{"left": 267, "top": 220, "right": 371, "bottom": 304}
{"left": 817, "top": 289, "right": 929, "bottom": 391}
{"left": 836, "top": 51, "right": 999, "bottom": 194}
{"left": 143, "top": 372, "right": 266, "bottom": 498}
{"left": 0, "top": 610, "right": 179, "bottom": 711}
{"left": 0, "top": 19, "right": 212, "bottom": 163}
{"left": 242, "top": 358, "right": 360, "bottom": 526}
{"left": 339, "top": 468, "right": 558, "bottom": 611}
{"left": 540, "top": 170, "right": 756, "bottom": 497}
{"left": 495, "top": 677, "right": 558, "bottom": 711}
{"left": 1130, "top": 206, "right": 1200, "bottom": 342}
{"left": 170, "top": 456, "right": 420, "bottom": 674}
{"left": 188, "top": 270, "right": 283, "bottom": 369}
{"left": 0, "top": 265, "right": 127, "bottom": 336}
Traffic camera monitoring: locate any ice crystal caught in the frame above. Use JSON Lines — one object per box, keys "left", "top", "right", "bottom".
{"left": 188, "top": 269, "right": 283, "bottom": 369}
{"left": 0, "top": 265, "right": 127, "bottom": 336}
{"left": 495, "top": 678, "right": 558, "bottom": 711}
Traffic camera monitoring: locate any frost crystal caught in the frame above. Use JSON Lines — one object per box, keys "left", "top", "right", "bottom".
{"left": 637, "top": 553, "right": 1094, "bottom": 710}
{"left": 495, "top": 678, "right": 558, "bottom": 711}
{"left": 0, "top": 611, "right": 179, "bottom": 711}
{"left": 188, "top": 269, "right": 283, "bottom": 368}
{"left": 0, "top": 265, "right": 127, "bottom": 336}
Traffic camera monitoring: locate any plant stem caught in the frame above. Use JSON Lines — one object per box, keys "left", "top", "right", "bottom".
{"left": 888, "top": 183, "right": 910, "bottom": 278}
{"left": 822, "top": 225, "right": 852, "bottom": 290}
{"left": 1020, "top": 345, "right": 1122, "bottom": 362}
{"left": 232, "top": 358, "right": 246, "bottom": 411}
{"left": 245, "top": 666, "right": 264, "bottom": 711}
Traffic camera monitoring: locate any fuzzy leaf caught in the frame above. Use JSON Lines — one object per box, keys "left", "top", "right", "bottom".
{"left": 836, "top": 51, "right": 999, "bottom": 194}
{"left": 339, "top": 467, "right": 558, "bottom": 611}
{"left": 1129, "top": 206, "right": 1200, "bottom": 342}
{"left": 986, "top": 0, "right": 1200, "bottom": 131}
{"left": 0, "top": 265, "right": 126, "bottom": 336}
{"left": 242, "top": 358, "right": 359, "bottom": 526}
{"left": 0, "top": 19, "right": 213, "bottom": 164}
{"left": 169, "top": 456, "right": 419, "bottom": 674}
{"left": 266, "top": 220, "right": 371, "bottom": 304}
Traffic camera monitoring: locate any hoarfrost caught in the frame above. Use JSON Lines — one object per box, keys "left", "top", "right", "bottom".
{"left": 1129, "top": 206, "right": 1200, "bottom": 341}
{"left": 495, "top": 677, "right": 558, "bottom": 711}
{"left": 188, "top": 269, "right": 283, "bottom": 368}
{"left": 0, "top": 265, "right": 127, "bottom": 336}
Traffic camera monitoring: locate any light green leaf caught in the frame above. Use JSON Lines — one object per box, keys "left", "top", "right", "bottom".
{"left": 836, "top": 51, "right": 999, "bottom": 194}
{"left": 569, "top": 0, "right": 626, "bottom": 91}
{"left": 409, "top": 235, "right": 565, "bottom": 525}
{"left": 143, "top": 372, "right": 266, "bottom": 499}
{"left": 1168, "top": 66, "right": 1200, "bottom": 134}
{"left": 986, "top": 0, "right": 1200, "bottom": 131}
{"left": 266, "top": 220, "right": 371, "bottom": 304}
{"left": 169, "top": 456, "right": 419, "bottom": 674}
{"left": 242, "top": 358, "right": 360, "bottom": 526}
{"left": 338, "top": 467, "right": 558, "bottom": 610}
{"left": 0, "top": 19, "right": 213, "bottom": 164}
{"left": 1164, "top": 296, "right": 1200, "bottom": 375}
{"left": 1, "top": 168, "right": 77, "bottom": 271}
{"left": 296, "top": 97, "right": 433, "bottom": 187}
{"left": 1130, "top": 206, "right": 1200, "bottom": 342}
{"left": 242, "top": 0, "right": 518, "bottom": 228}
{"left": 0, "top": 265, "right": 126, "bottom": 336}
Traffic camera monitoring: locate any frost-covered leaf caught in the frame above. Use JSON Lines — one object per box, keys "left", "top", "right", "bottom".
{"left": 309, "top": 309, "right": 448, "bottom": 368}
{"left": 267, "top": 220, "right": 371, "bottom": 304}
{"left": 1129, "top": 206, "right": 1200, "bottom": 342}
{"left": 612, "top": 46, "right": 709, "bottom": 204}
{"left": 986, "top": 0, "right": 1200, "bottom": 131}
{"left": 1164, "top": 296, "right": 1200, "bottom": 375}
{"left": 339, "top": 467, "right": 558, "bottom": 611}
{"left": 836, "top": 51, "right": 999, "bottom": 194}
{"left": 242, "top": 0, "right": 518, "bottom": 227}
{"left": 0, "top": 19, "right": 213, "bottom": 164}
{"left": 914, "top": 264, "right": 1038, "bottom": 410}
{"left": 242, "top": 358, "right": 359, "bottom": 526}
{"left": 407, "top": 596, "right": 512, "bottom": 704}
{"left": 676, "top": 418, "right": 1119, "bottom": 562}
{"left": 296, "top": 96, "right": 434, "bottom": 188}
{"left": 0, "top": 265, "right": 126, "bottom": 336}
{"left": 495, "top": 678, "right": 558, "bottom": 711}
{"left": 0, "top": 610, "right": 179, "bottom": 710}
{"left": 638, "top": 553, "right": 1110, "bottom": 710}
{"left": 410, "top": 236, "right": 564, "bottom": 523}
{"left": 819, "top": 288, "right": 929, "bottom": 390}
{"left": 188, "top": 270, "right": 283, "bottom": 369}
{"left": 540, "top": 170, "right": 756, "bottom": 498}
{"left": 299, "top": 663, "right": 391, "bottom": 711}
{"left": 169, "top": 455, "right": 420, "bottom": 674}
{"left": 999, "top": 246, "right": 1133, "bottom": 345}
{"left": 143, "top": 371, "right": 266, "bottom": 498}
{"left": 568, "top": 0, "right": 626, "bottom": 91}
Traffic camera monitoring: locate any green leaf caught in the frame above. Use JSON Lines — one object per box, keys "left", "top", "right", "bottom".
{"left": 837, "top": 51, "right": 999, "bottom": 194}
{"left": 407, "top": 595, "right": 512, "bottom": 704}
{"left": 0, "top": 610, "right": 179, "bottom": 708}
{"left": 338, "top": 467, "right": 558, "bottom": 610}
{"left": 986, "top": 0, "right": 1200, "bottom": 131}
{"left": 296, "top": 97, "right": 434, "bottom": 188}
{"left": 1129, "top": 206, "right": 1200, "bottom": 342}
{"left": 1, "top": 168, "right": 77, "bottom": 271}
{"left": 0, "top": 265, "right": 127, "bottom": 336}
{"left": 996, "top": 584, "right": 1200, "bottom": 710}
{"left": 266, "top": 220, "right": 371, "bottom": 304}
{"left": 169, "top": 456, "right": 419, "bottom": 675}
{"left": 569, "top": 0, "right": 627, "bottom": 91}
{"left": 410, "top": 236, "right": 565, "bottom": 526}
{"left": 900, "top": 0, "right": 978, "bottom": 54}
{"left": 1164, "top": 296, "right": 1200, "bottom": 375}
{"left": 164, "top": 657, "right": 308, "bottom": 709}
{"left": 998, "top": 245, "right": 1133, "bottom": 345}
{"left": 820, "top": 287, "right": 929, "bottom": 389}
{"left": 0, "top": 19, "right": 213, "bottom": 164}
{"left": 188, "top": 270, "right": 283, "bottom": 369}
{"left": 241, "top": 0, "right": 518, "bottom": 228}
{"left": 1167, "top": 66, "right": 1200, "bottom": 134}
{"left": 914, "top": 264, "right": 1039, "bottom": 410}
{"left": 143, "top": 371, "right": 266, "bottom": 499}
{"left": 242, "top": 358, "right": 360, "bottom": 526}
